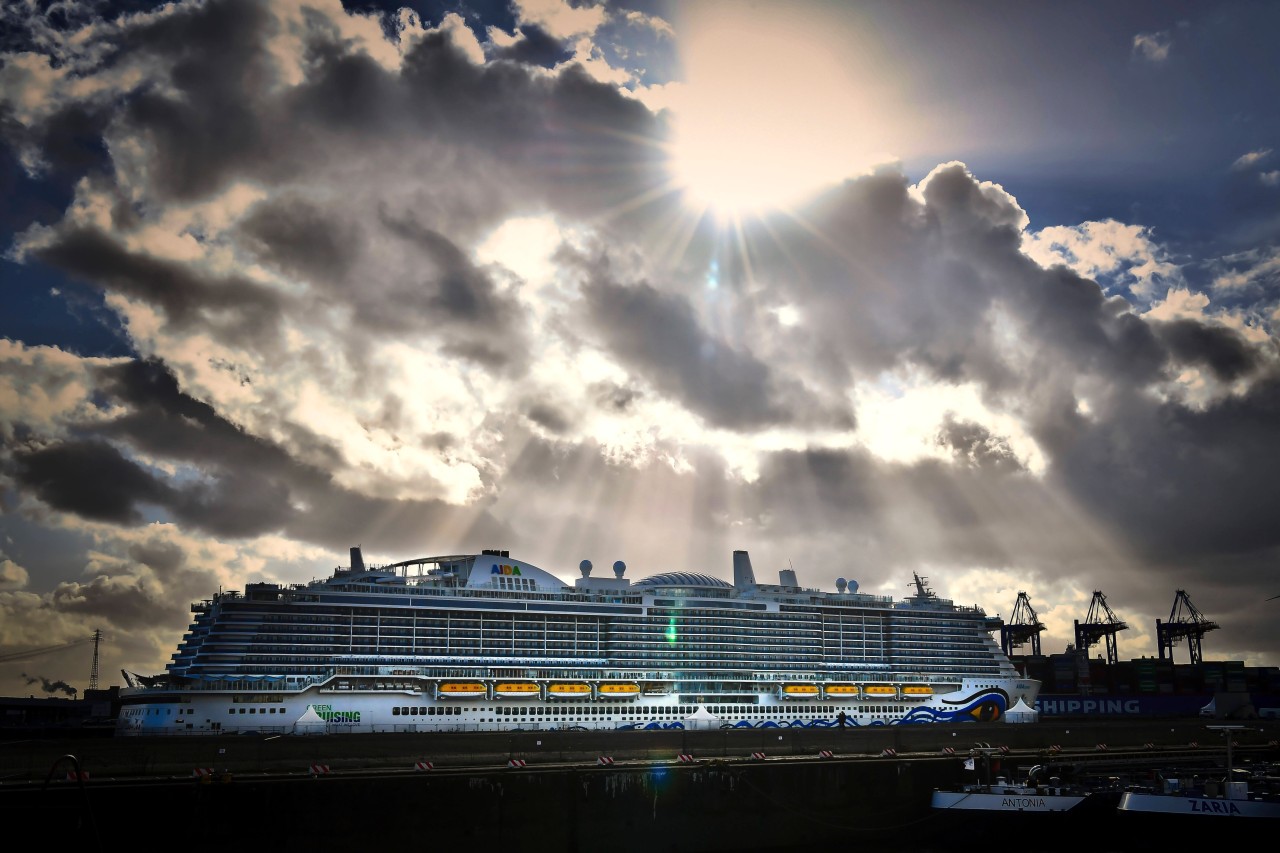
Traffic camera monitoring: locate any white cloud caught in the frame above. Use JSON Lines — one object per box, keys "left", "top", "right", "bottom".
{"left": 1144, "top": 287, "right": 1210, "bottom": 322}
{"left": 1209, "top": 247, "right": 1280, "bottom": 295}
{"left": 623, "top": 10, "right": 674, "bottom": 39}
{"left": 0, "top": 557, "right": 29, "bottom": 590}
{"left": 1021, "top": 219, "right": 1180, "bottom": 299}
{"left": 514, "top": 0, "right": 606, "bottom": 40}
{"left": 853, "top": 370, "right": 1044, "bottom": 473}
{"left": 0, "top": 340, "right": 120, "bottom": 440}
{"left": 1132, "top": 30, "right": 1172, "bottom": 62}
{"left": 1261, "top": 171, "right": 1280, "bottom": 187}
{"left": 1231, "top": 149, "right": 1272, "bottom": 170}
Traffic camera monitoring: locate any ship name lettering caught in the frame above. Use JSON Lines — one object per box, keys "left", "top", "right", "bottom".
{"left": 1001, "top": 797, "right": 1046, "bottom": 809}
{"left": 490, "top": 564, "right": 522, "bottom": 576}
{"left": 1190, "top": 800, "right": 1241, "bottom": 815}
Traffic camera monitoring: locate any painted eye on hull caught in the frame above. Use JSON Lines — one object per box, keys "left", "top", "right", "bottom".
{"left": 969, "top": 702, "right": 1001, "bottom": 722}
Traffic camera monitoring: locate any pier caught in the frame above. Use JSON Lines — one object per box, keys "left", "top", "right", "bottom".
{"left": 3, "top": 720, "right": 1277, "bottom": 851}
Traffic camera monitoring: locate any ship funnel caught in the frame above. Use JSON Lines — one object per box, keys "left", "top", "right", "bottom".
{"left": 350, "top": 546, "right": 365, "bottom": 572}
{"left": 779, "top": 569, "right": 798, "bottom": 587}
{"left": 732, "top": 551, "right": 756, "bottom": 589}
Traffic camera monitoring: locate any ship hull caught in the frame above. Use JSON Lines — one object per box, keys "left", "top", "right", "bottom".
{"left": 1118, "top": 791, "right": 1280, "bottom": 818}
{"left": 117, "top": 676, "right": 1037, "bottom": 735}
{"left": 931, "top": 790, "right": 1088, "bottom": 812}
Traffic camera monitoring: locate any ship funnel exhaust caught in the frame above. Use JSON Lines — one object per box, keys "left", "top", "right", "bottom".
{"left": 350, "top": 546, "right": 365, "bottom": 572}
{"left": 733, "top": 550, "right": 756, "bottom": 589}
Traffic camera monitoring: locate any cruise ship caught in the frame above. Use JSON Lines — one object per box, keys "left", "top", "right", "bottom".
{"left": 115, "top": 547, "right": 1039, "bottom": 735}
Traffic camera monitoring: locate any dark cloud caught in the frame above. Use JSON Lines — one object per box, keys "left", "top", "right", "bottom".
{"left": 0, "top": 101, "right": 114, "bottom": 181}
{"left": 524, "top": 401, "right": 574, "bottom": 434}
{"left": 379, "top": 208, "right": 514, "bottom": 324}
{"left": 589, "top": 380, "right": 642, "bottom": 412}
{"left": 12, "top": 439, "right": 174, "bottom": 525}
{"left": 1151, "top": 317, "right": 1260, "bottom": 381}
{"left": 112, "top": 0, "right": 288, "bottom": 202}
{"left": 126, "top": 538, "right": 187, "bottom": 574}
{"left": 237, "top": 193, "right": 363, "bottom": 287}
{"left": 578, "top": 258, "right": 853, "bottom": 430}
{"left": 487, "top": 24, "right": 573, "bottom": 67}
{"left": 935, "top": 415, "right": 1025, "bottom": 473}
{"left": 6, "top": 357, "right": 513, "bottom": 552}
{"left": 1051, "top": 371, "right": 1280, "bottom": 563}
{"left": 373, "top": 207, "right": 532, "bottom": 368}
{"left": 31, "top": 226, "right": 287, "bottom": 346}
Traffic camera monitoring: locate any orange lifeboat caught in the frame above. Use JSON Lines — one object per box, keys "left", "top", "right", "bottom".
{"left": 862, "top": 684, "right": 897, "bottom": 698}
{"left": 493, "top": 682, "right": 541, "bottom": 698}
{"left": 436, "top": 682, "right": 487, "bottom": 698}
{"left": 596, "top": 682, "right": 640, "bottom": 698}
{"left": 546, "top": 682, "right": 591, "bottom": 699}
{"left": 780, "top": 684, "right": 820, "bottom": 699}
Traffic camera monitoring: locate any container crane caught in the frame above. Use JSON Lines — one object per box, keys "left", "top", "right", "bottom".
{"left": 1000, "top": 591, "right": 1046, "bottom": 657}
{"left": 1156, "top": 590, "right": 1219, "bottom": 664}
{"left": 1074, "top": 590, "right": 1127, "bottom": 665}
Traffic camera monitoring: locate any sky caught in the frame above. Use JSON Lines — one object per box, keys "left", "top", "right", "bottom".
{"left": 1, "top": 0, "right": 1279, "bottom": 699}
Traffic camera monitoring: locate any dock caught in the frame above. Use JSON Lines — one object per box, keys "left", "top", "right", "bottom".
{"left": 3, "top": 720, "right": 1277, "bottom": 851}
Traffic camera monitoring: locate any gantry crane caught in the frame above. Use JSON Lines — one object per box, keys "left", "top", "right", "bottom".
{"left": 1156, "top": 590, "right": 1219, "bottom": 664}
{"left": 1001, "top": 591, "right": 1046, "bottom": 657}
{"left": 1074, "top": 590, "right": 1127, "bottom": 664}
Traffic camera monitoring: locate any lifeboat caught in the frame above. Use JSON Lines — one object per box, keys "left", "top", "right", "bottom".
{"left": 596, "top": 682, "right": 640, "bottom": 698}
{"left": 436, "top": 682, "right": 487, "bottom": 698}
{"left": 901, "top": 685, "right": 933, "bottom": 697}
{"left": 493, "top": 682, "right": 541, "bottom": 698}
{"left": 780, "top": 684, "right": 820, "bottom": 698}
{"left": 546, "top": 682, "right": 592, "bottom": 699}
{"left": 824, "top": 683, "right": 860, "bottom": 698}
{"left": 862, "top": 684, "right": 897, "bottom": 698}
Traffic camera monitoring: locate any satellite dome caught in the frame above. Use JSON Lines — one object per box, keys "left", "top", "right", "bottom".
{"left": 579, "top": 559, "right": 592, "bottom": 578}
{"left": 613, "top": 560, "right": 626, "bottom": 578}
{"left": 836, "top": 577, "right": 848, "bottom": 593}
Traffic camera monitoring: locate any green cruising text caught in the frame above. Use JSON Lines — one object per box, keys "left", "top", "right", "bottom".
{"left": 116, "top": 548, "right": 1039, "bottom": 734}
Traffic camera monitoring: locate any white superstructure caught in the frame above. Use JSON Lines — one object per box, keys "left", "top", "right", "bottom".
{"left": 116, "top": 547, "right": 1039, "bottom": 735}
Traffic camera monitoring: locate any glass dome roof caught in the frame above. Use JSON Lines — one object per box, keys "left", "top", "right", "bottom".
{"left": 634, "top": 572, "right": 733, "bottom": 589}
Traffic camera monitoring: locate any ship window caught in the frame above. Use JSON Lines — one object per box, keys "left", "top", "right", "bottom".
{"left": 393, "top": 707, "right": 401, "bottom": 716}
{"left": 428, "top": 707, "right": 436, "bottom": 715}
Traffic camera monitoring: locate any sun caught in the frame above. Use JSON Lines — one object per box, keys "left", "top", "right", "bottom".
{"left": 666, "top": 5, "right": 894, "bottom": 219}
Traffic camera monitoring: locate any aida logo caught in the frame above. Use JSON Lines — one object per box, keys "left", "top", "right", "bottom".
{"left": 490, "top": 563, "right": 522, "bottom": 576}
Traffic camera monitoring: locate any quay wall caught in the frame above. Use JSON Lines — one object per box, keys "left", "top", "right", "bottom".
{"left": 4, "top": 721, "right": 1278, "bottom": 852}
